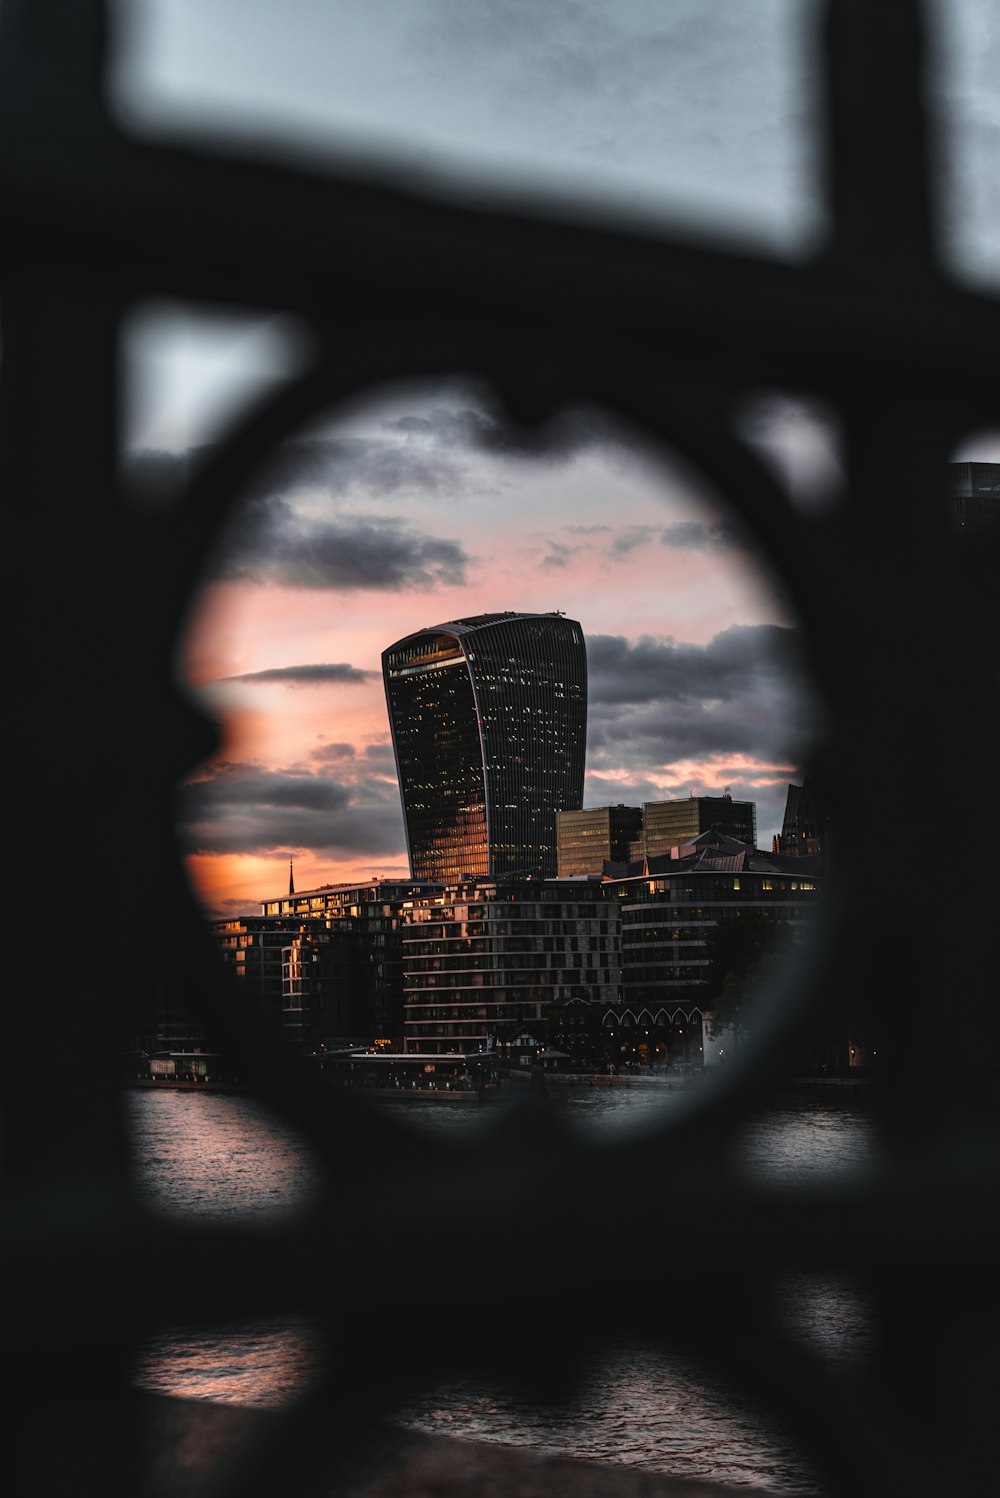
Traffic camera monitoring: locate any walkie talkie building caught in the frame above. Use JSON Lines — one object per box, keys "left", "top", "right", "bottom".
{"left": 383, "top": 612, "right": 587, "bottom": 882}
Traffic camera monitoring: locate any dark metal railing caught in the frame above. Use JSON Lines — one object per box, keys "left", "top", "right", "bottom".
{"left": 1, "top": 3, "right": 997, "bottom": 1495}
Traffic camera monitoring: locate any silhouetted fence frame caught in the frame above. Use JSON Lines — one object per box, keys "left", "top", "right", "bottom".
{"left": 1, "top": 3, "right": 998, "bottom": 1495}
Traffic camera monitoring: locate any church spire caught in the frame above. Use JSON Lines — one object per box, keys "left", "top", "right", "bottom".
{"left": 289, "top": 859, "right": 295, "bottom": 897}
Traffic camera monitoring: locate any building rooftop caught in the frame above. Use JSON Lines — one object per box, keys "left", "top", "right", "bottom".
{"left": 603, "top": 828, "right": 824, "bottom": 881}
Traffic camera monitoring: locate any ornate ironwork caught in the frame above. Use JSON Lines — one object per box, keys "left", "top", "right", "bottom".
{"left": 1, "top": 3, "right": 997, "bottom": 1494}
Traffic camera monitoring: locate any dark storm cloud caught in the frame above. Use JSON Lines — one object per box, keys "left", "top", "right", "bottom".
{"left": 610, "top": 519, "right": 747, "bottom": 559}
{"left": 181, "top": 764, "right": 350, "bottom": 819}
{"left": 124, "top": 397, "right": 620, "bottom": 594}
{"left": 360, "top": 742, "right": 398, "bottom": 774}
{"left": 660, "top": 518, "right": 747, "bottom": 551}
{"left": 218, "top": 505, "right": 468, "bottom": 591}
{"left": 588, "top": 626, "right": 808, "bottom": 706}
{"left": 220, "top": 663, "right": 376, "bottom": 687}
{"left": 542, "top": 540, "right": 583, "bottom": 570}
{"left": 585, "top": 626, "right": 820, "bottom": 765}
{"left": 126, "top": 439, "right": 471, "bottom": 591}
{"left": 125, "top": 401, "right": 607, "bottom": 518}
{"left": 178, "top": 760, "right": 405, "bottom": 858}
{"left": 238, "top": 435, "right": 471, "bottom": 503}
{"left": 306, "top": 741, "right": 397, "bottom": 774}
{"left": 380, "top": 405, "right": 612, "bottom": 461}
{"left": 125, "top": 433, "right": 471, "bottom": 509}
{"left": 608, "top": 526, "right": 655, "bottom": 557}
{"left": 309, "top": 741, "right": 359, "bottom": 764}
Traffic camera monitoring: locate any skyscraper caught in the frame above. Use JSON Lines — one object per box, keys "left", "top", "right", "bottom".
{"left": 383, "top": 612, "right": 587, "bottom": 881}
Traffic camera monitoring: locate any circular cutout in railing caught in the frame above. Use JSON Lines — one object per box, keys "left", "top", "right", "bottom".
{"left": 125, "top": 345, "right": 835, "bottom": 1108}
{"left": 121, "top": 307, "right": 850, "bottom": 1498}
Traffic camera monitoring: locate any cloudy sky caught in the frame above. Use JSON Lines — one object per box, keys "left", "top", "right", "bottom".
{"left": 115, "top": 2, "right": 1000, "bottom": 916}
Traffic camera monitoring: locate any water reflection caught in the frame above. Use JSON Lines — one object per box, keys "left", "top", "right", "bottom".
{"left": 128, "top": 1088, "right": 320, "bottom": 1219}
{"left": 737, "top": 1097, "right": 878, "bottom": 1182}
{"left": 129, "top": 1085, "right": 873, "bottom": 1488}
{"left": 403, "top": 1347, "right": 819, "bottom": 1495}
{"left": 134, "top": 1318, "right": 323, "bottom": 1408}
{"left": 377, "top": 1079, "right": 879, "bottom": 1171}
{"left": 129, "top": 1089, "right": 326, "bottom": 1408}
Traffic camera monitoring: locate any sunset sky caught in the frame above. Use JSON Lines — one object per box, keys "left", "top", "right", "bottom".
{"left": 116, "top": 2, "right": 1000, "bottom": 917}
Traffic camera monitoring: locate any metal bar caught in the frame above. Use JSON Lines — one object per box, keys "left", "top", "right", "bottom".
{"left": 0, "top": 1, "right": 997, "bottom": 1495}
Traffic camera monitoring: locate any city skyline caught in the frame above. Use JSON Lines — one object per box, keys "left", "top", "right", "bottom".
{"left": 169, "top": 387, "right": 821, "bottom": 917}
{"left": 164, "top": 388, "right": 1000, "bottom": 920}
{"left": 117, "top": 4, "right": 1000, "bottom": 918}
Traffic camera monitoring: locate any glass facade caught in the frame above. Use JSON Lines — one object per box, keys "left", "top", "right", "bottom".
{"left": 211, "top": 914, "right": 303, "bottom": 1045}
{"left": 384, "top": 612, "right": 587, "bottom": 882}
{"left": 603, "top": 868, "right": 820, "bottom": 1007}
{"left": 556, "top": 805, "right": 643, "bottom": 876}
{"left": 402, "top": 878, "right": 620, "bottom": 1053}
{"left": 775, "top": 779, "right": 827, "bottom": 858}
{"left": 257, "top": 880, "right": 431, "bottom": 1047}
{"left": 642, "top": 795, "right": 757, "bottom": 857}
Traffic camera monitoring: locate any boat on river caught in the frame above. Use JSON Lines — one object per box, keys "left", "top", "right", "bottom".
{"left": 304, "top": 1048, "right": 500, "bottom": 1100}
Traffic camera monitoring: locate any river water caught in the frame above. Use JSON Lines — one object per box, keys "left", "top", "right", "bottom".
{"left": 128, "top": 1083, "right": 877, "bottom": 1494}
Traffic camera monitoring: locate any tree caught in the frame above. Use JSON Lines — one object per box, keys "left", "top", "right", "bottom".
{"left": 703, "top": 913, "right": 792, "bottom": 1046}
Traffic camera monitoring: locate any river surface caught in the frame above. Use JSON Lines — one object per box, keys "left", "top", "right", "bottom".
{"left": 128, "top": 1083, "right": 877, "bottom": 1494}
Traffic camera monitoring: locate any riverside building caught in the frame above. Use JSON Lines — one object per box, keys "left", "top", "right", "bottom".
{"left": 600, "top": 830, "right": 821, "bottom": 1063}
{"left": 383, "top": 612, "right": 587, "bottom": 883}
{"left": 401, "top": 877, "right": 620, "bottom": 1055}
{"left": 211, "top": 913, "right": 303, "bottom": 1034}
{"left": 259, "top": 880, "right": 435, "bottom": 1050}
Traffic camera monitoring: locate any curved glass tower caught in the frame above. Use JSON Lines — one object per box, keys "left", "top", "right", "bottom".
{"left": 383, "top": 612, "right": 587, "bottom": 881}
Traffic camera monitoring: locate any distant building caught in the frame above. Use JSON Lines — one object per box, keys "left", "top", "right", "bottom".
{"left": 383, "top": 612, "right": 587, "bottom": 882}
{"left": 603, "top": 830, "right": 821, "bottom": 1004}
{"left": 127, "top": 975, "right": 223, "bottom": 1080}
{"left": 228, "top": 826, "right": 830, "bottom": 1070}
{"left": 401, "top": 876, "right": 620, "bottom": 1056}
{"left": 260, "top": 880, "right": 433, "bottom": 1050}
{"left": 215, "top": 914, "right": 300, "bottom": 1001}
{"left": 950, "top": 461, "right": 1000, "bottom": 536}
{"left": 638, "top": 794, "right": 757, "bottom": 859}
{"left": 261, "top": 880, "right": 428, "bottom": 922}
{"left": 556, "top": 804, "right": 643, "bottom": 876}
{"left": 772, "top": 779, "right": 827, "bottom": 861}
{"left": 213, "top": 913, "right": 307, "bottom": 1045}
{"left": 281, "top": 919, "right": 402, "bottom": 1052}
{"left": 602, "top": 829, "right": 822, "bottom": 1066}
